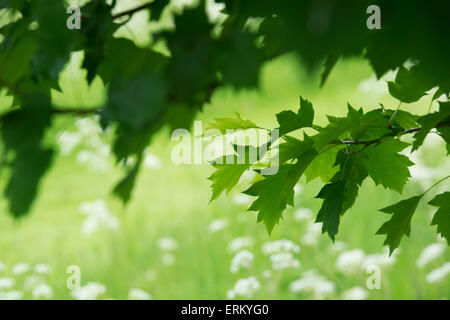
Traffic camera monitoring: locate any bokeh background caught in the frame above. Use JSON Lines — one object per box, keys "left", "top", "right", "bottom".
{"left": 0, "top": 0, "right": 449, "bottom": 300}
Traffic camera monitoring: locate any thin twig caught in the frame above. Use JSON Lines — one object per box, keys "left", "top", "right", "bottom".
{"left": 112, "top": 1, "right": 154, "bottom": 20}
{"left": 423, "top": 175, "right": 450, "bottom": 195}
{"left": 335, "top": 121, "right": 450, "bottom": 147}
{"left": 52, "top": 107, "right": 102, "bottom": 116}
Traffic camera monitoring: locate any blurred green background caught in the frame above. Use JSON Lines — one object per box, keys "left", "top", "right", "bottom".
{"left": 0, "top": 0, "right": 449, "bottom": 300}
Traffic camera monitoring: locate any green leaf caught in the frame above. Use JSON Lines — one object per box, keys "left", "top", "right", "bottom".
{"left": 1, "top": 90, "right": 53, "bottom": 217}
{"left": 206, "top": 113, "right": 257, "bottom": 134}
{"left": 377, "top": 195, "right": 423, "bottom": 254}
{"left": 364, "top": 140, "right": 414, "bottom": 193}
{"left": 0, "top": 31, "right": 37, "bottom": 85}
{"left": 31, "top": 0, "right": 80, "bottom": 81}
{"left": 315, "top": 151, "right": 368, "bottom": 239}
{"left": 105, "top": 69, "right": 167, "bottom": 131}
{"left": 148, "top": 0, "right": 167, "bottom": 22}
{"left": 216, "top": 31, "right": 263, "bottom": 88}
{"left": 208, "top": 145, "right": 260, "bottom": 201}
{"left": 81, "top": 0, "right": 118, "bottom": 83}
{"left": 113, "top": 156, "right": 143, "bottom": 203}
{"left": 278, "top": 134, "right": 314, "bottom": 164}
{"left": 331, "top": 151, "right": 368, "bottom": 212}
{"left": 437, "top": 127, "right": 450, "bottom": 155}
{"left": 428, "top": 192, "right": 450, "bottom": 244}
{"left": 315, "top": 181, "right": 346, "bottom": 240}
{"left": 244, "top": 149, "right": 317, "bottom": 234}
{"left": 413, "top": 101, "right": 450, "bottom": 151}
{"left": 162, "top": 4, "right": 216, "bottom": 102}
{"left": 5, "top": 148, "right": 53, "bottom": 217}
{"left": 276, "top": 96, "right": 314, "bottom": 136}
{"left": 304, "top": 147, "right": 339, "bottom": 183}
{"left": 320, "top": 53, "right": 339, "bottom": 87}
{"left": 388, "top": 66, "right": 433, "bottom": 103}
{"left": 393, "top": 110, "right": 419, "bottom": 130}
{"left": 313, "top": 104, "right": 367, "bottom": 149}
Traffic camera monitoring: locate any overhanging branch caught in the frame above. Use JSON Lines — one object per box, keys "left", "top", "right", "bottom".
{"left": 337, "top": 121, "right": 450, "bottom": 147}
{"left": 112, "top": 1, "right": 154, "bottom": 20}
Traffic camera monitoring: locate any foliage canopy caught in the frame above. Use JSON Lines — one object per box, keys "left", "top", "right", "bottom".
{"left": 0, "top": 0, "right": 449, "bottom": 252}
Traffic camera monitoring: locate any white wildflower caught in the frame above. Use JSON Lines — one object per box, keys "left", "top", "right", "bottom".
{"left": 0, "top": 290, "right": 23, "bottom": 300}
{"left": 227, "top": 276, "right": 261, "bottom": 299}
{"left": 262, "top": 240, "right": 300, "bottom": 255}
{"left": 301, "top": 221, "right": 322, "bottom": 246}
{"left": 289, "top": 270, "right": 335, "bottom": 299}
{"left": 34, "top": 263, "right": 52, "bottom": 275}
{"left": 57, "top": 131, "right": 82, "bottom": 155}
{"left": 336, "top": 249, "right": 365, "bottom": 275}
{"left": 71, "top": 282, "right": 106, "bottom": 300}
{"left": 157, "top": 237, "right": 178, "bottom": 251}
{"left": 363, "top": 249, "right": 396, "bottom": 269}
{"left": 128, "top": 288, "right": 152, "bottom": 300}
{"left": 230, "top": 250, "right": 254, "bottom": 273}
{"left": 12, "top": 263, "right": 30, "bottom": 275}
{"left": 32, "top": 284, "right": 53, "bottom": 299}
{"left": 227, "top": 237, "right": 253, "bottom": 253}
{"left": 262, "top": 270, "right": 272, "bottom": 279}
{"left": 206, "top": 219, "right": 228, "bottom": 233}
{"left": 416, "top": 243, "right": 446, "bottom": 268}
{"left": 162, "top": 253, "right": 176, "bottom": 266}
{"left": 331, "top": 241, "right": 347, "bottom": 253}
{"left": 426, "top": 263, "right": 450, "bottom": 283}
{"left": 341, "top": 286, "right": 368, "bottom": 300}
{"left": 270, "top": 252, "right": 300, "bottom": 270}
{"left": 75, "top": 117, "right": 101, "bottom": 136}
{"left": 0, "top": 277, "right": 15, "bottom": 290}
{"left": 24, "top": 275, "right": 46, "bottom": 290}
{"left": 293, "top": 208, "right": 312, "bottom": 222}
{"left": 76, "top": 149, "right": 110, "bottom": 173}
{"left": 79, "top": 199, "right": 120, "bottom": 236}
{"left": 143, "top": 153, "right": 162, "bottom": 169}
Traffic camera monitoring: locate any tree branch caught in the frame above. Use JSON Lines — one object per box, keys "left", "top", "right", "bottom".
{"left": 337, "top": 121, "right": 450, "bottom": 147}
{"left": 0, "top": 107, "right": 102, "bottom": 123}
{"left": 52, "top": 107, "right": 102, "bottom": 116}
{"left": 112, "top": 1, "right": 154, "bottom": 20}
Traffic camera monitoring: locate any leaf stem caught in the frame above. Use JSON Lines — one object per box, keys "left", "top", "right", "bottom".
{"left": 427, "top": 97, "right": 434, "bottom": 114}
{"left": 423, "top": 175, "right": 450, "bottom": 195}
{"left": 387, "top": 101, "right": 402, "bottom": 129}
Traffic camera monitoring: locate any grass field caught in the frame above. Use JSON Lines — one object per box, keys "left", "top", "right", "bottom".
{"left": 0, "top": 0, "right": 449, "bottom": 300}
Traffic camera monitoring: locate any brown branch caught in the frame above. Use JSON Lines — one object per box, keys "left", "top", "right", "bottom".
{"left": 337, "top": 121, "right": 450, "bottom": 147}
{"left": 112, "top": 1, "right": 154, "bottom": 20}
{"left": 52, "top": 107, "right": 102, "bottom": 116}
{"left": 0, "top": 107, "right": 102, "bottom": 124}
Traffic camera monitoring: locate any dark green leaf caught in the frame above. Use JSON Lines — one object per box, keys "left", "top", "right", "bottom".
{"left": 413, "top": 102, "right": 450, "bottom": 151}
{"left": 377, "top": 195, "right": 423, "bottom": 254}
{"left": 428, "top": 192, "right": 450, "bottom": 244}
{"left": 276, "top": 96, "right": 313, "bottom": 136}
{"left": 364, "top": 140, "right": 413, "bottom": 193}
{"left": 245, "top": 149, "right": 317, "bottom": 234}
